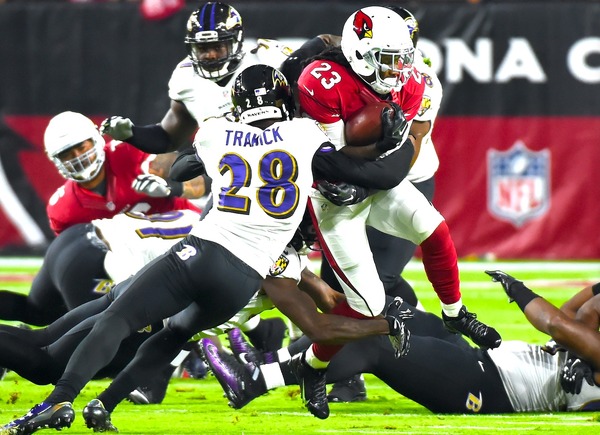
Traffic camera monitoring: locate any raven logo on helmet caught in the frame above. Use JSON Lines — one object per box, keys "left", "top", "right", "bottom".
{"left": 225, "top": 9, "right": 242, "bottom": 30}
{"left": 352, "top": 10, "right": 373, "bottom": 40}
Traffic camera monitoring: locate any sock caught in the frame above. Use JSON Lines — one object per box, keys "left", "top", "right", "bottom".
{"left": 420, "top": 221, "right": 461, "bottom": 305}
{"left": 98, "top": 372, "right": 138, "bottom": 413}
{"left": 442, "top": 300, "right": 463, "bottom": 318}
{"left": 304, "top": 345, "right": 329, "bottom": 370}
{"left": 261, "top": 362, "right": 286, "bottom": 390}
{"left": 276, "top": 348, "right": 291, "bottom": 363}
{"left": 46, "top": 371, "right": 87, "bottom": 404}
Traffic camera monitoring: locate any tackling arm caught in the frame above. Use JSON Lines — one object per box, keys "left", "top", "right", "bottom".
{"left": 261, "top": 275, "right": 390, "bottom": 345}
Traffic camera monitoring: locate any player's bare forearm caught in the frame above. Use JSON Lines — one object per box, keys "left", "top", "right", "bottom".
{"left": 181, "top": 176, "right": 206, "bottom": 199}
{"left": 263, "top": 276, "right": 389, "bottom": 345}
{"left": 160, "top": 100, "right": 199, "bottom": 151}
{"left": 524, "top": 298, "right": 600, "bottom": 369}
{"left": 298, "top": 268, "right": 344, "bottom": 312}
{"left": 560, "top": 285, "right": 597, "bottom": 318}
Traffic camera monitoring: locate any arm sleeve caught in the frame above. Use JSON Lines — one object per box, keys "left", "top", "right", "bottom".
{"left": 312, "top": 138, "right": 414, "bottom": 190}
{"left": 127, "top": 124, "right": 173, "bottom": 154}
{"left": 168, "top": 146, "right": 206, "bottom": 182}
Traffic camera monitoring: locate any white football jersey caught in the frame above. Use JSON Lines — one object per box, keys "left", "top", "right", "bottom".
{"left": 167, "top": 43, "right": 292, "bottom": 123}
{"left": 93, "top": 210, "right": 200, "bottom": 283}
{"left": 487, "top": 341, "right": 600, "bottom": 412}
{"left": 408, "top": 51, "right": 443, "bottom": 183}
{"left": 190, "top": 117, "right": 327, "bottom": 277}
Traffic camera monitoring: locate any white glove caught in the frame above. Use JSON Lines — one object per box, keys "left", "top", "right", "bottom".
{"left": 132, "top": 174, "right": 171, "bottom": 198}
{"left": 100, "top": 116, "right": 134, "bottom": 140}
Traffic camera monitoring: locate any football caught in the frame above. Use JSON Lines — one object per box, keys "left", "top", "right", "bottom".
{"left": 344, "top": 101, "right": 391, "bottom": 147}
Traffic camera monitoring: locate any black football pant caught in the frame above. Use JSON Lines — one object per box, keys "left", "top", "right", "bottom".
{"left": 0, "top": 223, "right": 108, "bottom": 325}
{"left": 46, "top": 236, "right": 262, "bottom": 406}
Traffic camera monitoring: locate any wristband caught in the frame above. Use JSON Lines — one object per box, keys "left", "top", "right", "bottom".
{"left": 592, "top": 282, "right": 600, "bottom": 296}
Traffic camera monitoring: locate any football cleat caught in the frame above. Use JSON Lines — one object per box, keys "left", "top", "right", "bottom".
{"left": 485, "top": 270, "right": 523, "bottom": 303}
{"left": 327, "top": 374, "right": 367, "bottom": 403}
{"left": 289, "top": 352, "right": 329, "bottom": 419}
{"left": 200, "top": 339, "right": 265, "bottom": 409}
{"left": 443, "top": 305, "right": 502, "bottom": 349}
{"left": 383, "top": 297, "right": 413, "bottom": 358}
{"left": 1, "top": 401, "right": 74, "bottom": 434}
{"left": 227, "top": 328, "right": 266, "bottom": 365}
{"left": 82, "top": 399, "right": 118, "bottom": 433}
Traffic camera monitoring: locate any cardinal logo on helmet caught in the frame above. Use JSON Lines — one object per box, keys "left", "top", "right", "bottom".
{"left": 353, "top": 10, "right": 373, "bottom": 40}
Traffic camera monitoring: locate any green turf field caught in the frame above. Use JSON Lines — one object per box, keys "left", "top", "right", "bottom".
{"left": 0, "top": 258, "right": 599, "bottom": 434}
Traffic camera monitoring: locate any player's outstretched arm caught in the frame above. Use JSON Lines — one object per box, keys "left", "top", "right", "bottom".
{"left": 487, "top": 270, "right": 600, "bottom": 371}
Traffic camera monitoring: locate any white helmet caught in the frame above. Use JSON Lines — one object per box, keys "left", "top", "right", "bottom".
{"left": 341, "top": 6, "right": 415, "bottom": 94}
{"left": 44, "top": 111, "right": 106, "bottom": 183}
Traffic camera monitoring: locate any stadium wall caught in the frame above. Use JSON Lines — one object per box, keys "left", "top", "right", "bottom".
{"left": 0, "top": 2, "right": 598, "bottom": 258}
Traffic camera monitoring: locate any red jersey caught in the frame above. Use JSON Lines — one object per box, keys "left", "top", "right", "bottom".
{"left": 47, "top": 140, "right": 200, "bottom": 234}
{"left": 297, "top": 59, "right": 425, "bottom": 123}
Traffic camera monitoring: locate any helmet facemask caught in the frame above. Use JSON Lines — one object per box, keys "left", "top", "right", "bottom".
{"left": 362, "top": 47, "right": 415, "bottom": 94}
{"left": 51, "top": 139, "right": 105, "bottom": 183}
{"left": 185, "top": 2, "right": 245, "bottom": 81}
{"left": 44, "top": 111, "right": 106, "bottom": 183}
{"left": 186, "top": 34, "right": 244, "bottom": 80}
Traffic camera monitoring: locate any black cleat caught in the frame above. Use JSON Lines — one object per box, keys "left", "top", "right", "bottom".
{"left": 383, "top": 297, "right": 413, "bottom": 358}
{"left": 327, "top": 374, "right": 367, "bottom": 403}
{"left": 485, "top": 270, "right": 523, "bottom": 303}
{"left": 288, "top": 352, "right": 329, "bottom": 419}
{"left": 83, "top": 399, "right": 118, "bottom": 433}
{"left": 1, "top": 401, "right": 74, "bottom": 434}
{"left": 200, "top": 339, "right": 265, "bottom": 409}
{"left": 443, "top": 305, "right": 502, "bottom": 349}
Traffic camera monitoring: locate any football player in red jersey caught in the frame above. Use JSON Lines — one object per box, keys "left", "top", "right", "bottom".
{"left": 294, "top": 7, "right": 501, "bottom": 380}
{"left": 44, "top": 111, "right": 202, "bottom": 235}
{"left": 280, "top": 7, "right": 447, "bottom": 403}
{"left": 0, "top": 113, "right": 204, "bottom": 326}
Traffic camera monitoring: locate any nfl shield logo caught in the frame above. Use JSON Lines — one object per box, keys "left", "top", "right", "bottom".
{"left": 487, "top": 141, "right": 551, "bottom": 227}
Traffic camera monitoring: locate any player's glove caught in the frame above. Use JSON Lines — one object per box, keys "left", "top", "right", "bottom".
{"left": 484, "top": 270, "right": 522, "bottom": 303}
{"left": 100, "top": 116, "right": 134, "bottom": 140}
{"left": 383, "top": 297, "right": 414, "bottom": 358}
{"left": 560, "top": 353, "right": 595, "bottom": 394}
{"left": 316, "top": 180, "right": 370, "bottom": 206}
{"left": 132, "top": 174, "right": 182, "bottom": 198}
{"left": 375, "top": 102, "right": 409, "bottom": 153}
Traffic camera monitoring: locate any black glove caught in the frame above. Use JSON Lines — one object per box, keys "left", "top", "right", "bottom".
{"left": 375, "top": 102, "right": 409, "bottom": 153}
{"left": 560, "top": 353, "right": 594, "bottom": 394}
{"left": 485, "top": 270, "right": 522, "bottom": 303}
{"left": 316, "top": 180, "right": 370, "bottom": 206}
{"left": 383, "top": 297, "right": 414, "bottom": 358}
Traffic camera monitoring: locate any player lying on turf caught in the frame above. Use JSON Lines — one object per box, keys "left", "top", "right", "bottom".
{"left": 0, "top": 226, "right": 412, "bottom": 432}
{"left": 202, "top": 271, "right": 600, "bottom": 414}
